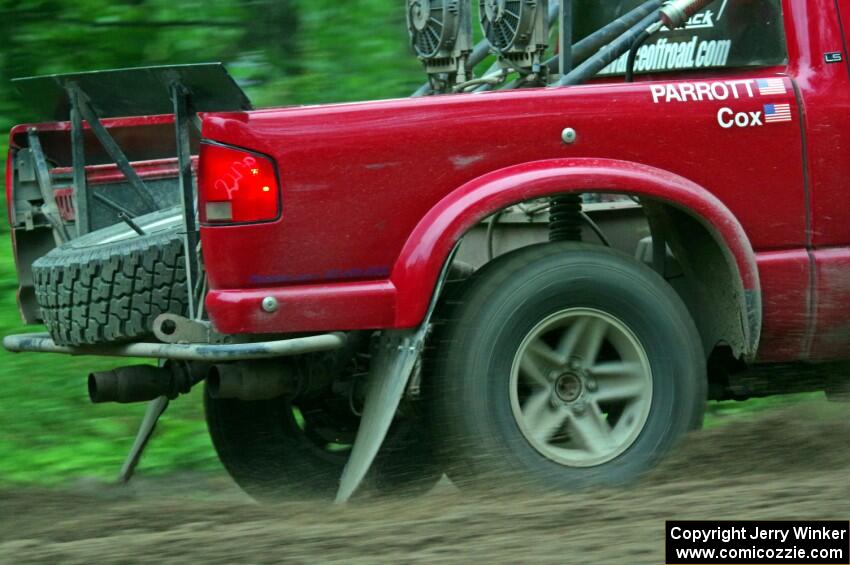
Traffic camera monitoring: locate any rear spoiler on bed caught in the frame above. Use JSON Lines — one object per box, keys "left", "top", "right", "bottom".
{"left": 12, "top": 63, "right": 251, "bottom": 121}
{"left": 9, "top": 63, "right": 252, "bottom": 321}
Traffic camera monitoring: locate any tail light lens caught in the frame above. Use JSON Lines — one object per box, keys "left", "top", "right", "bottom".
{"left": 199, "top": 142, "right": 281, "bottom": 224}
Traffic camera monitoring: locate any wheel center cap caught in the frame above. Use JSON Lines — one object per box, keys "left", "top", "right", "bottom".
{"left": 555, "top": 373, "right": 583, "bottom": 403}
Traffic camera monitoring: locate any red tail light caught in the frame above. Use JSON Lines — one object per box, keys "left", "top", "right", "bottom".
{"left": 199, "top": 142, "right": 281, "bottom": 224}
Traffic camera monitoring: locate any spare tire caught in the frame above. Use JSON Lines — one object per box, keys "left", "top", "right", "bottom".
{"left": 32, "top": 206, "right": 189, "bottom": 346}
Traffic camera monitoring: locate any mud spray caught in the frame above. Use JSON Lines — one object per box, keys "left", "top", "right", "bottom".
{"left": 2, "top": 401, "right": 849, "bottom": 564}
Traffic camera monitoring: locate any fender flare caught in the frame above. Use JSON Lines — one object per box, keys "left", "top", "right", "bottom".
{"left": 390, "top": 158, "right": 762, "bottom": 357}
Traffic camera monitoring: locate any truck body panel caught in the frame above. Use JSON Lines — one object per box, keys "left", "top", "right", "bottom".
{"left": 200, "top": 70, "right": 801, "bottom": 349}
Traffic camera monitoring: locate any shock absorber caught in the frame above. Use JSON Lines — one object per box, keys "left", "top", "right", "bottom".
{"left": 549, "top": 194, "right": 583, "bottom": 242}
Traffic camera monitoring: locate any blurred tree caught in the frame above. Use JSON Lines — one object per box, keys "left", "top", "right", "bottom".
{"left": 0, "top": 0, "right": 423, "bottom": 128}
{"left": 264, "top": 0, "right": 422, "bottom": 105}
{"left": 0, "top": 1, "right": 241, "bottom": 123}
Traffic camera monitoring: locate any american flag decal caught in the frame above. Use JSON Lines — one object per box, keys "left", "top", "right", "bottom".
{"left": 757, "top": 78, "right": 787, "bottom": 95}
{"left": 764, "top": 103, "right": 793, "bottom": 123}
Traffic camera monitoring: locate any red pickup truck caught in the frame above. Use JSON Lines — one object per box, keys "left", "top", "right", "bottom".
{"left": 4, "top": 0, "right": 850, "bottom": 502}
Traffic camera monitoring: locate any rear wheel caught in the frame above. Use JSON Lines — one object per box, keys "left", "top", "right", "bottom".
{"left": 426, "top": 242, "right": 705, "bottom": 490}
{"left": 205, "top": 347, "right": 442, "bottom": 501}
{"left": 204, "top": 388, "right": 355, "bottom": 499}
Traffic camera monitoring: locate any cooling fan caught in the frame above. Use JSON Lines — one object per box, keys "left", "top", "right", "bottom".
{"left": 479, "top": 0, "right": 549, "bottom": 71}
{"left": 407, "top": 0, "right": 473, "bottom": 87}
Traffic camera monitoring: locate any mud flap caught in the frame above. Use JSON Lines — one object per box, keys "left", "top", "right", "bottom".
{"left": 335, "top": 329, "right": 423, "bottom": 503}
{"left": 335, "top": 245, "right": 459, "bottom": 503}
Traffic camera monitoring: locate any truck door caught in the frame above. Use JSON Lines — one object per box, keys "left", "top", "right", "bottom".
{"left": 804, "top": 0, "right": 850, "bottom": 359}
{"left": 577, "top": 0, "right": 811, "bottom": 362}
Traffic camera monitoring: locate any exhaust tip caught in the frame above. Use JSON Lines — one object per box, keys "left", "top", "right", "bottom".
{"left": 207, "top": 362, "right": 294, "bottom": 401}
{"left": 87, "top": 373, "right": 97, "bottom": 401}
{"left": 87, "top": 365, "right": 186, "bottom": 404}
{"left": 88, "top": 371, "right": 118, "bottom": 404}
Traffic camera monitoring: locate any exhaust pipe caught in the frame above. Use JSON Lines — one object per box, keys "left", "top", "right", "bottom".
{"left": 88, "top": 363, "right": 199, "bottom": 404}
{"left": 207, "top": 361, "right": 297, "bottom": 401}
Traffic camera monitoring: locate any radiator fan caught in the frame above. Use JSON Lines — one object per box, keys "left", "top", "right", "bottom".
{"left": 407, "top": 0, "right": 473, "bottom": 87}
{"left": 479, "top": 0, "right": 549, "bottom": 70}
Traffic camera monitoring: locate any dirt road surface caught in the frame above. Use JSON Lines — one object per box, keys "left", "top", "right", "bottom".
{"left": 2, "top": 401, "right": 849, "bottom": 564}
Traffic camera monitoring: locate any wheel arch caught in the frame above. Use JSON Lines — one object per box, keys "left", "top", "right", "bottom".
{"left": 390, "top": 158, "right": 761, "bottom": 361}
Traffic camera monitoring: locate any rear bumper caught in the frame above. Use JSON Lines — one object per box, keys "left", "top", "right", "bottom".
{"left": 205, "top": 280, "right": 399, "bottom": 335}
{"left": 3, "top": 332, "right": 347, "bottom": 361}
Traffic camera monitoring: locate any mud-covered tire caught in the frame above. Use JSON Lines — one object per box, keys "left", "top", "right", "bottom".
{"left": 425, "top": 242, "right": 706, "bottom": 491}
{"left": 205, "top": 388, "right": 443, "bottom": 502}
{"left": 32, "top": 207, "right": 188, "bottom": 346}
{"left": 204, "top": 339, "right": 442, "bottom": 502}
{"left": 204, "top": 389, "right": 348, "bottom": 501}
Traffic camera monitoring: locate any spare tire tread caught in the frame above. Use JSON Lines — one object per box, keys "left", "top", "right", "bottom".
{"left": 33, "top": 228, "right": 188, "bottom": 346}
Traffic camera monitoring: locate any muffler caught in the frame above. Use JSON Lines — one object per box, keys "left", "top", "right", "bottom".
{"left": 207, "top": 361, "right": 297, "bottom": 401}
{"left": 88, "top": 362, "right": 200, "bottom": 404}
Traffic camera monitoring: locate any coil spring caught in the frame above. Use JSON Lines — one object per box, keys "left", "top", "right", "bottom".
{"left": 549, "top": 195, "right": 583, "bottom": 242}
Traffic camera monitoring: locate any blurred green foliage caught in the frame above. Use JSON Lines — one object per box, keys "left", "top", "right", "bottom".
{"left": 0, "top": 0, "right": 424, "bottom": 129}
{"left": 0, "top": 1, "right": 816, "bottom": 486}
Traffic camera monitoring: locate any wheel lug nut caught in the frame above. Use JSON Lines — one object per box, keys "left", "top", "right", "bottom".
{"left": 586, "top": 379, "right": 598, "bottom": 392}
{"left": 572, "top": 400, "right": 587, "bottom": 415}
{"left": 568, "top": 358, "right": 582, "bottom": 371}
